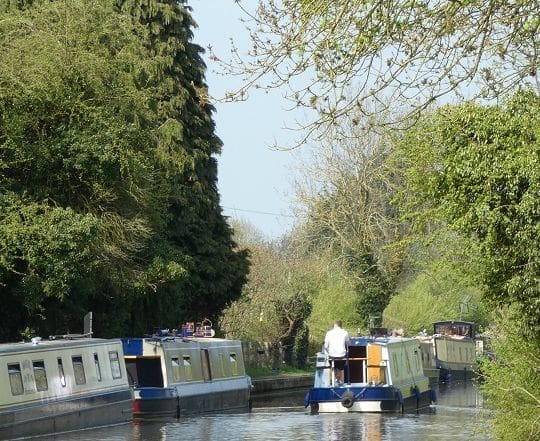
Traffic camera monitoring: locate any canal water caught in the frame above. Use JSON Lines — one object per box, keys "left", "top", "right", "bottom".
{"left": 47, "top": 381, "right": 492, "bottom": 440}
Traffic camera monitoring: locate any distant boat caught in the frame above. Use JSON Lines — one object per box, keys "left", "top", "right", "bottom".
{"left": 417, "top": 321, "right": 477, "bottom": 382}
{"left": 304, "top": 330, "right": 435, "bottom": 413}
{"left": 121, "top": 322, "right": 252, "bottom": 418}
{"left": 0, "top": 329, "right": 133, "bottom": 440}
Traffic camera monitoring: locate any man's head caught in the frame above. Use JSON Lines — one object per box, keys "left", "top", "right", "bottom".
{"left": 335, "top": 320, "right": 343, "bottom": 328}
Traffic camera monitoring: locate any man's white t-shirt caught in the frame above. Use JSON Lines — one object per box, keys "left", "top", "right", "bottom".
{"left": 324, "top": 325, "right": 350, "bottom": 358}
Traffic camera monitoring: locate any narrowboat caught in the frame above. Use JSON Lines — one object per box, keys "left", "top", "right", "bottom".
{"left": 417, "top": 321, "right": 477, "bottom": 382}
{"left": 0, "top": 335, "right": 133, "bottom": 440}
{"left": 121, "top": 323, "right": 252, "bottom": 418}
{"left": 304, "top": 332, "right": 434, "bottom": 413}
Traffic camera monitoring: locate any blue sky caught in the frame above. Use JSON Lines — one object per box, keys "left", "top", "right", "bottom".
{"left": 187, "top": 1, "right": 299, "bottom": 239}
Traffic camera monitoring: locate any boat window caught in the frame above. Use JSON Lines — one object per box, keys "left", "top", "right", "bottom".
{"left": 57, "top": 358, "right": 66, "bottom": 387}
{"left": 72, "top": 356, "right": 86, "bottom": 385}
{"left": 392, "top": 354, "right": 399, "bottom": 377}
{"left": 171, "top": 357, "right": 181, "bottom": 381}
{"left": 229, "top": 353, "right": 238, "bottom": 376}
{"left": 8, "top": 363, "right": 24, "bottom": 396}
{"left": 183, "top": 356, "right": 192, "bottom": 380}
{"left": 109, "top": 351, "right": 122, "bottom": 379}
{"left": 94, "top": 353, "right": 102, "bottom": 382}
{"left": 201, "top": 349, "right": 212, "bottom": 381}
{"left": 33, "top": 360, "right": 48, "bottom": 391}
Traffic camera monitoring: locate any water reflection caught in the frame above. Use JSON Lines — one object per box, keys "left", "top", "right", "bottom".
{"left": 50, "top": 381, "right": 492, "bottom": 441}
{"left": 320, "top": 413, "right": 383, "bottom": 441}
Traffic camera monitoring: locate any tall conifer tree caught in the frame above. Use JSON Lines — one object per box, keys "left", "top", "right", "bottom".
{"left": 117, "top": 0, "right": 249, "bottom": 329}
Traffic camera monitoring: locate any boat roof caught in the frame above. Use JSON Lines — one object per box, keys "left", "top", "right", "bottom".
{"left": 348, "top": 336, "right": 419, "bottom": 347}
{"left": 121, "top": 336, "right": 241, "bottom": 356}
{"left": 0, "top": 337, "right": 120, "bottom": 355}
{"left": 433, "top": 320, "right": 475, "bottom": 326}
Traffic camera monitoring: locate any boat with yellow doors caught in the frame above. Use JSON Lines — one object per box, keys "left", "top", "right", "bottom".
{"left": 304, "top": 329, "right": 435, "bottom": 413}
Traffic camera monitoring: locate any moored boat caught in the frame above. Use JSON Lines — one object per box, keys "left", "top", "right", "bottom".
{"left": 417, "top": 321, "right": 477, "bottom": 382}
{"left": 121, "top": 322, "right": 252, "bottom": 418}
{"left": 0, "top": 330, "right": 133, "bottom": 440}
{"left": 304, "top": 332, "right": 434, "bottom": 413}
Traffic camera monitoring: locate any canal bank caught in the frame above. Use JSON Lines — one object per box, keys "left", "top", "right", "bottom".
{"left": 251, "top": 374, "right": 313, "bottom": 394}
{"left": 250, "top": 374, "right": 313, "bottom": 408}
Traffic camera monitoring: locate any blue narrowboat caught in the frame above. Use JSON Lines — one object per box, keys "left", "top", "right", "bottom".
{"left": 121, "top": 324, "right": 252, "bottom": 418}
{"left": 304, "top": 332, "right": 435, "bottom": 413}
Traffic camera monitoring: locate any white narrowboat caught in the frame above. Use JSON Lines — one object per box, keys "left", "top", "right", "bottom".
{"left": 304, "top": 333, "right": 435, "bottom": 413}
{"left": 121, "top": 326, "right": 252, "bottom": 418}
{"left": 418, "top": 321, "right": 477, "bottom": 382}
{"left": 0, "top": 336, "right": 133, "bottom": 439}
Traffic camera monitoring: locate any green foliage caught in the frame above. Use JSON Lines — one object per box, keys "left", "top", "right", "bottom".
{"left": 383, "top": 263, "right": 490, "bottom": 335}
{"left": 219, "top": 231, "right": 317, "bottom": 356}
{"left": 396, "top": 90, "right": 540, "bottom": 336}
{"left": 292, "top": 322, "right": 310, "bottom": 368}
{"left": 0, "top": 0, "right": 248, "bottom": 340}
{"left": 116, "top": 0, "right": 250, "bottom": 330}
{"left": 395, "top": 90, "right": 540, "bottom": 440}
{"left": 307, "top": 269, "right": 364, "bottom": 343}
{"left": 246, "top": 364, "right": 312, "bottom": 379}
{"left": 480, "top": 309, "right": 540, "bottom": 441}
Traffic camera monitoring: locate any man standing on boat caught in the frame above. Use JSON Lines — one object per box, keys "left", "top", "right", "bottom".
{"left": 324, "top": 320, "right": 350, "bottom": 385}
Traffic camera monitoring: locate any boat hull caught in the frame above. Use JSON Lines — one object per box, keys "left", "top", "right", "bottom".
{"left": 0, "top": 389, "right": 133, "bottom": 440}
{"left": 133, "top": 377, "right": 252, "bottom": 418}
{"left": 305, "top": 385, "right": 433, "bottom": 414}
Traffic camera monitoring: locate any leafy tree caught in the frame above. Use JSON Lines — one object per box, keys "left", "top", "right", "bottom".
{"left": 216, "top": 0, "right": 539, "bottom": 141}
{"left": 383, "top": 262, "right": 490, "bottom": 335}
{"left": 117, "top": 0, "right": 249, "bottom": 332}
{"left": 396, "top": 90, "right": 539, "bottom": 440}
{"left": 0, "top": 0, "right": 249, "bottom": 339}
{"left": 306, "top": 268, "right": 364, "bottom": 342}
{"left": 220, "top": 225, "right": 316, "bottom": 366}
{"left": 0, "top": 0, "right": 157, "bottom": 338}
{"left": 396, "top": 90, "right": 540, "bottom": 335}
{"left": 292, "top": 115, "right": 403, "bottom": 327}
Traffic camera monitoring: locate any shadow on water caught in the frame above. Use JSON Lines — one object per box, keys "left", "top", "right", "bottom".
{"left": 48, "top": 381, "right": 492, "bottom": 441}
{"left": 251, "top": 387, "right": 307, "bottom": 410}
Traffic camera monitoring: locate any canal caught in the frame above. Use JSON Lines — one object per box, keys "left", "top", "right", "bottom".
{"left": 48, "top": 381, "right": 492, "bottom": 440}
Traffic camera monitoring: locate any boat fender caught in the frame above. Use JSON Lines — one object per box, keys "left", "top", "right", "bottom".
{"left": 341, "top": 391, "right": 355, "bottom": 409}
{"left": 430, "top": 388, "right": 437, "bottom": 403}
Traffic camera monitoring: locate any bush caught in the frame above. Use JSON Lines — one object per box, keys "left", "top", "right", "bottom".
{"left": 480, "top": 307, "right": 540, "bottom": 441}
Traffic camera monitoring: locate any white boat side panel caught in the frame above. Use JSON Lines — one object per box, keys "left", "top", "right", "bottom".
{"left": 318, "top": 401, "right": 384, "bottom": 413}
{"left": 0, "top": 340, "right": 129, "bottom": 408}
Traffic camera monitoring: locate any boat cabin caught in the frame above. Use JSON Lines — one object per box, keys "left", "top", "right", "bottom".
{"left": 307, "top": 335, "right": 433, "bottom": 413}
{"left": 0, "top": 337, "right": 132, "bottom": 439}
{"left": 433, "top": 321, "right": 475, "bottom": 338}
{"left": 121, "top": 330, "right": 252, "bottom": 418}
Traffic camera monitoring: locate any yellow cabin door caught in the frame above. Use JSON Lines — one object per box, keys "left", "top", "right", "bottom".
{"left": 367, "top": 345, "right": 385, "bottom": 385}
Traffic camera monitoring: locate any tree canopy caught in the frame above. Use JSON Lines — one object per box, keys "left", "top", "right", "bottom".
{"left": 0, "top": 0, "right": 248, "bottom": 339}
{"left": 396, "top": 90, "right": 540, "bottom": 335}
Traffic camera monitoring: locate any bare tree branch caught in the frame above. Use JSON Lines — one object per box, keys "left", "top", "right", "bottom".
{"left": 211, "top": 0, "right": 539, "bottom": 147}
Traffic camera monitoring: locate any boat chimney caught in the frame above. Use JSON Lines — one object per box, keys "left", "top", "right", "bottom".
{"left": 84, "top": 312, "right": 93, "bottom": 337}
